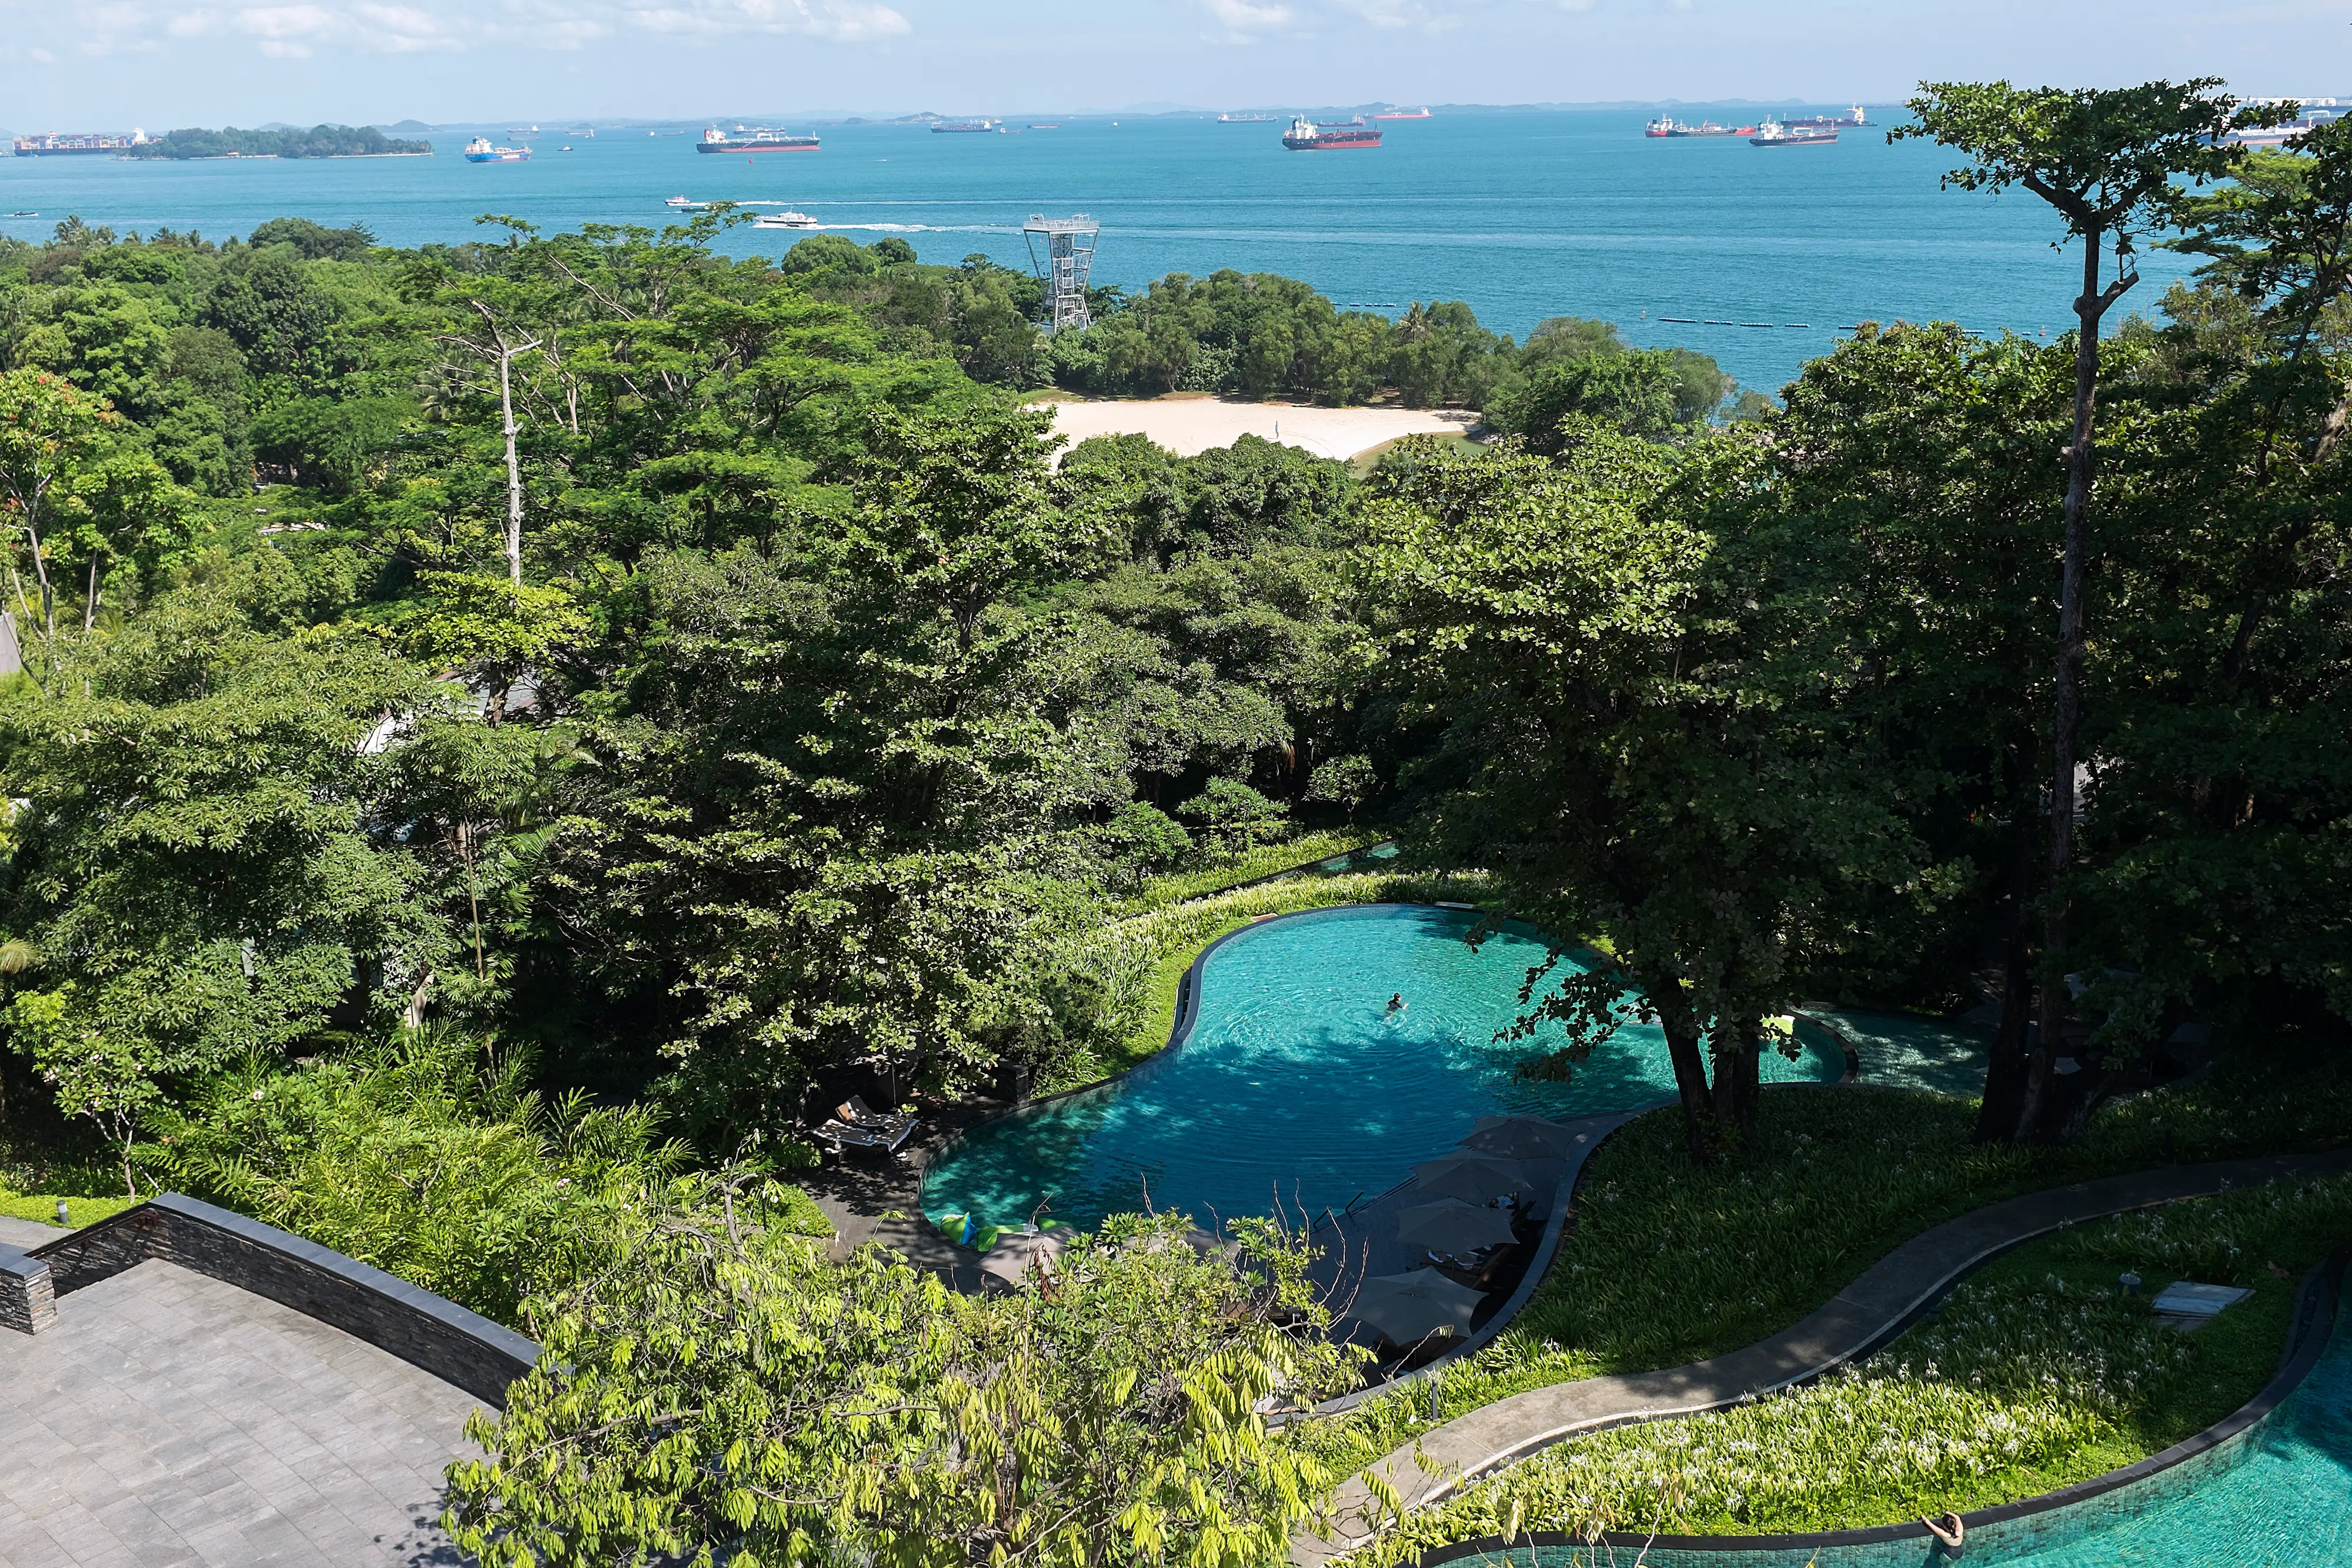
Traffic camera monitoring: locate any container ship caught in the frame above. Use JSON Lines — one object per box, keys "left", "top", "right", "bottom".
{"left": 2229, "top": 99, "right": 2343, "bottom": 145}
{"left": 465, "top": 137, "right": 531, "bottom": 162}
{"left": 13, "top": 131, "right": 146, "bottom": 156}
{"left": 1373, "top": 107, "right": 1431, "bottom": 120}
{"left": 930, "top": 119, "right": 995, "bottom": 133}
{"left": 1749, "top": 118, "right": 1838, "bottom": 147}
{"left": 1219, "top": 112, "right": 1277, "bottom": 123}
{"left": 700, "top": 127, "right": 820, "bottom": 153}
{"left": 1283, "top": 115, "right": 1381, "bottom": 151}
{"left": 1784, "top": 105, "right": 1872, "bottom": 130}
{"left": 1644, "top": 117, "right": 1749, "bottom": 138}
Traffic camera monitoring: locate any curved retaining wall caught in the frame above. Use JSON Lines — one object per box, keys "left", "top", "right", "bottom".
{"left": 1408, "top": 1248, "right": 2346, "bottom": 1566}
{"left": 25, "top": 1192, "right": 539, "bottom": 1405}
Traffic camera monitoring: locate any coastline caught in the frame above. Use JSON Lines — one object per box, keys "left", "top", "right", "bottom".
{"left": 123, "top": 151, "right": 436, "bottom": 161}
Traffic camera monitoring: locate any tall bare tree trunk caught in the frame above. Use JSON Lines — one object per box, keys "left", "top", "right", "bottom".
{"left": 1975, "top": 804, "right": 2039, "bottom": 1142}
{"left": 499, "top": 344, "right": 524, "bottom": 587}
{"left": 83, "top": 554, "right": 100, "bottom": 634}
{"left": 2019, "top": 224, "right": 2130, "bottom": 1143}
{"left": 1646, "top": 979, "right": 1716, "bottom": 1164}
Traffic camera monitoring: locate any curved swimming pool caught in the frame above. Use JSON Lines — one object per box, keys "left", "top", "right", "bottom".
{"left": 920, "top": 903, "right": 1846, "bottom": 1232}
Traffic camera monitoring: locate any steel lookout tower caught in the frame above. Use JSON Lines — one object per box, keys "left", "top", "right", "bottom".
{"left": 1023, "top": 214, "right": 1098, "bottom": 333}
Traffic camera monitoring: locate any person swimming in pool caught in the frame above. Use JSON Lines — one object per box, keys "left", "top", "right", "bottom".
{"left": 1922, "top": 1512, "right": 1965, "bottom": 1559}
{"left": 1387, "top": 993, "right": 1405, "bottom": 1012}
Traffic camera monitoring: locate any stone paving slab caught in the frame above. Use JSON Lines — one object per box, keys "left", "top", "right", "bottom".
{"left": 0, "top": 1214, "right": 64, "bottom": 1249}
{"left": 1294, "top": 1146, "right": 2352, "bottom": 1563}
{"left": 0, "top": 1258, "right": 485, "bottom": 1567}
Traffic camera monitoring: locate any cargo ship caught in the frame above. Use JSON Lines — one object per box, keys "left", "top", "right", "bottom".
{"left": 465, "top": 137, "right": 531, "bottom": 162}
{"left": 1785, "top": 105, "right": 1871, "bottom": 131}
{"left": 931, "top": 119, "right": 994, "bottom": 133}
{"left": 1219, "top": 112, "right": 1277, "bottom": 123}
{"left": 1749, "top": 118, "right": 1838, "bottom": 147}
{"left": 1645, "top": 117, "right": 1749, "bottom": 138}
{"left": 2229, "top": 99, "right": 2343, "bottom": 145}
{"left": 1373, "top": 107, "right": 1431, "bottom": 119}
{"left": 1283, "top": 115, "right": 1381, "bottom": 151}
{"left": 13, "top": 131, "right": 146, "bottom": 156}
{"left": 699, "top": 127, "right": 819, "bottom": 153}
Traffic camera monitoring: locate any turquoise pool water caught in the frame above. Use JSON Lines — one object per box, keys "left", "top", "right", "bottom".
{"left": 1465, "top": 1299, "right": 2352, "bottom": 1568}
{"left": 920, "top": 904, "right": 1844, "bottom": 1232}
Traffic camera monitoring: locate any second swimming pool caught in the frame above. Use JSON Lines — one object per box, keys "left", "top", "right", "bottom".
{"left": 920, "top": 903, "right": 1846, "bottom": 1232}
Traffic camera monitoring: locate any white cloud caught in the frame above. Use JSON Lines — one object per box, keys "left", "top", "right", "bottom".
{"left": 9, "top": 0, "right": 906, "bottom": 57}
{"left": 1200, "top": 0, "right": 1295, "bottom": 36}
{"left": 626, "top": 0, "right": 910, "bottom": 39}
{"left": 1200, "top": 0, "right": 1511, "bottom": 36}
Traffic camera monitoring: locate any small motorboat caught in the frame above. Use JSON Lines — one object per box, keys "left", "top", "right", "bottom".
{"left": 664, "top": 195, "right": 703, "bottom": 208}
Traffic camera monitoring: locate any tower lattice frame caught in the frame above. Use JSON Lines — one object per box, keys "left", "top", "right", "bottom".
{"left": 1023, "top": 214, "right": 1099, "bottom": 334}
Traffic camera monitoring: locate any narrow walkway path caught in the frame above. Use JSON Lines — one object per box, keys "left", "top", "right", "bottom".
{"left": 1294, "top": 1146, "right": 2352, "bottom": 1564}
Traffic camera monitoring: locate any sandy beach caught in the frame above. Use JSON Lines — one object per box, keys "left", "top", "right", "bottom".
{"left": 1031, "top": 396, "right": 1477, "bottom": 463}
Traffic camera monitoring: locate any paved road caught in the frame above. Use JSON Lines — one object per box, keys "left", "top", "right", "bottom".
{"left": 1294, "top": 1146, "right": 2352, "bottom": 1564}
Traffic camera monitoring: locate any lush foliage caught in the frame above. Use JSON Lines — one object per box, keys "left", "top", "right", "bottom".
{"left": 128, "top": 126, "right": 433, "bottom": 160}
{"left": 447, "top": 1191, "right": 1369, "bottom": 1567}
{"left": 1305, "top": 1057, "right": 2352, "bottom": 1472}
{"left": 1339, "top": 1168, "right": 2350, "bottom": 1559}
{"left": 145, "top": 1029, "right": 693, "bottom": 1322}
{"left": 1043, "top": 273, "right": 1740, "bottom": 417}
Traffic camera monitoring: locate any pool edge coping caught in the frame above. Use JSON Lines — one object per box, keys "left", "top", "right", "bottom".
{"left": 1391, "top": 1241, "right": 2350, "bottom": 1564}
{"left": 917, "top": 901, "right": 1504, "bottom": 1226}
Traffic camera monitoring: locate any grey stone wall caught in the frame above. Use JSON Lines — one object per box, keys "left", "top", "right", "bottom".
{"left": 0, "top": 1243, "right": 57, "bottom": 1334}
{"left": 30, "top": 1194, "right": 538, "bottom": 1403}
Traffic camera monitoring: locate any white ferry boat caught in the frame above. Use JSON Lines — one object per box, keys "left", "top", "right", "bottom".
{"left": 751, "top": 209, "right": 818, "bottom": 229}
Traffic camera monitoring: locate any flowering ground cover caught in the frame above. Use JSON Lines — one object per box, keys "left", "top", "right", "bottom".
{"left": 1304, "top": 1051, "right": 2352, "bottom": 1473}
{"left": 1336, "top": 1171, "right": 2352, "bottom": 1559}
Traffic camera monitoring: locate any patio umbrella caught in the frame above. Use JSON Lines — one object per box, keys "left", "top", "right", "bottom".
{"left": 978, "top": 1228, "right": 1068, "bottom": 1290}
{"left": 1347, "top": 1268, "right": 1487, "bottom": 1343}
{"left": 1460, "top": 1114, "right": 1583, "bottom": 1161}
{"left": 1394, "top": 1198, "right": 1520, "bottom": 1252}
{"left": 1413, "top": 1153, "right": 1535, "bottom": 1205}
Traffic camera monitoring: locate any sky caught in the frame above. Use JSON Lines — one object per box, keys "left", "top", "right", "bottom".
{"left": 0, "top": 0, "right": 2347, "bottom": 129}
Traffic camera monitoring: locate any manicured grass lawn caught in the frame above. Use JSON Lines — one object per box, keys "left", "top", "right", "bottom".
{"left": 1338, "top": 1171, "right": 2352, "bottom": 1560}
{"left": 0, "top": 1190, "right": 139, "bottom": 1229}
{"left": 1112, "top": 830, "right": 1389, "bottom": 915}
{"left": 1308, "top": 1049, "right": 2352, "bottom": 1470}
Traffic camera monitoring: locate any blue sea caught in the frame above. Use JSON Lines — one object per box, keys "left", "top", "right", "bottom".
{"left": 0, "top": 109, "right": 2196, "bottom": 396}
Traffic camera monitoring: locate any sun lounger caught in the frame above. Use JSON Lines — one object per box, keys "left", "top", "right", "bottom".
{"left": 817, "top": 1115, "right": 917, "bottom": 1157}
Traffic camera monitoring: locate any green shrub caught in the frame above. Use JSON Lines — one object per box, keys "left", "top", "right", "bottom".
{"left": 145, "top": 1029, "right": 691, "bottom": 1323}
{"left": 1341, "top": 1179, "right": 2348, "bottom": 1559}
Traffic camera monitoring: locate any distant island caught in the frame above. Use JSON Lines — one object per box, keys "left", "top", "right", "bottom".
{"left": 127, "top": 125, "right": 433, "bottom": 160}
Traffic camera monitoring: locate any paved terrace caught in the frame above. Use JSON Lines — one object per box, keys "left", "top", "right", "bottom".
{"left": 0, "top": 1201, "right": 528, "bottom": 1568}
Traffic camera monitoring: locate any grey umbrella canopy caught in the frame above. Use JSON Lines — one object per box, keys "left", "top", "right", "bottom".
{"left": 1347, "top": 1268, "right": 1488, "bottom": 1343}
{"left": 1460, "top": 1114, "right": 1583, "bottom": 1161}
{"left": 978, "top": 1229, "right": 1068, "bottom": 1290}
{"left": 1413, "top": 1153, "right": 1535, "bottom": 1205}
{"left": 1395, "top": 1198, "right": 1520, "bottom": 1252}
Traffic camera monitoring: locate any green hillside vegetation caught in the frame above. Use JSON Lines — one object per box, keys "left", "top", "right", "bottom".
{"left": 0, "top": 82, "right": 2343, "bottom": 1564}
{"left": 127, "top": 124, "right": 434, "bottom": 159}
